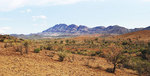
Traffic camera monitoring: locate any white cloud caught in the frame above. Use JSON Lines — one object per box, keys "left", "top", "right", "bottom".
{"left": 26, "top": 9, "right": 32, "bottom": 13}
{"left": 0, "top": 27, "right": 11, "bottom": 34}
{"left": 0, "top": 0, "right": 103, "bottom": 12}
{"left": 0, "top": 0, "right": 26, "bottom": 11}
{"left": 20, "top": 9, "right": 32, "bottom": 13}
{"left": 32, "top": 15, "right": 47, "bottom": 21}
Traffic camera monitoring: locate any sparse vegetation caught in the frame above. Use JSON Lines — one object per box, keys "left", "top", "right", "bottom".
{"left": 0, "top": 31, "right": 150, "bottom": 76}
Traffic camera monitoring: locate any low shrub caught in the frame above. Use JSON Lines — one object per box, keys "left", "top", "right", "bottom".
{"left": 24, "top": 41, "right": 29, "bottom": 54}
{"left": 95, "top": 51, "right": 102, "bottom": 55}
{"left": 0, "top": 39, "right": 4, "bottom": 42}
{"left": 34, "top": 48, "right": 40, "bottom": 53}
{"left": 46, "top": 45, "right": 53, "bottom": 50}
{"left": 4, "top": 43, "right": 8, "bottom": 48}
{"left": 58, "top": 52, "right": 67, "bottom": 62}
{"left": 134, "top": 60, "right": 150, "bottom": 76}
{"left": 91, "top": 53, "right": 96, "bottom": 56}
{"left": 106, "top": 68, "right": 114, "bottom": 73}
{"left": 40, "top": 45, "right": 43, "bottom": 50}
{"left": 14, "top": 45, "right": 23, "bottom": 55}
{"left": 89, "top": 51, "right": 103, "bottom": 57}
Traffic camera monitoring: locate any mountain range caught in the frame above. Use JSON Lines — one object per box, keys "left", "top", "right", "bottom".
{"left": 42, "top": 24, "right": 150, "bottom": 34}
{"left": 11, "top": 24, "right": 150, "bottom": 39}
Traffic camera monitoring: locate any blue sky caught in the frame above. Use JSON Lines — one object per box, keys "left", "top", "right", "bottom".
{"left": 0, "top": 0, "right": 150, "bottom": 34}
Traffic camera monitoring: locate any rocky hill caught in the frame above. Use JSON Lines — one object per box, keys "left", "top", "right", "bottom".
{"left": 11, "top": 24, "right": 150, "bottom": 38}
{"left": 42, "top": 24, "right": 148, "bottom": 35}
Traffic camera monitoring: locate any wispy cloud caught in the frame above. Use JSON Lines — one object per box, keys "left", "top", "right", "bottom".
{"left": 0, "top": 0, "right": 26, "bottom": 11}
{"left": 32, "top": 15, "right": 47, "bottom": 21}
{"left": 0, "top": 0, "right": 103, "bottom": 12}
{"left": 20, "top": 9, "right": 32, "bottom": 13}
{"left": 0, "top": 27, "right": 11, "bottom": 34}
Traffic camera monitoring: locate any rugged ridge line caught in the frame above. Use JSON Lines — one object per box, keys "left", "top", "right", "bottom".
{"left": 42, "top": 24, "right": 149, "bottom": 35}
{"left": 10, "top": 24, "right": 150, "bottom": 39}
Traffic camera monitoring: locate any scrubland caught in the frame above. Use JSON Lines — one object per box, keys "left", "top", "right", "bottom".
{"left": 0, "top": 30, "right": 150, "bottom": 76}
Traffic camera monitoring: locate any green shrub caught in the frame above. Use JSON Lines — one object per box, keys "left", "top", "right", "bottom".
{"left": 122, "top": 41, "right": 128, "bottom": 45}
{"left": 91, "top": 52, "right": 96, "bottom": 56}
{"left": 96, "top": 50, "right": 104, "bottom": 57}
{"left": 60, "top": 41, "right": 63, "bottom": 44}
{"left": 43, "top": 44, "right": 53, "bottom": 50}
{"left": 134, "top": 60, "right": 150, "bottom": 76}
{"left": 58, "top": 52, "right": 67, "bottom": 62}
{"left": 89, "top": 51, "right": 103, "bottom": 56}
{"left": 123, "top": 57, "right": 136, "bottom": 69}
{"left": 140, "top": 45, "right": 150, "bottom": 60}
{"left": 0, "top": 39, "right": 4, "bottom": 42}
{"left": 65, "top": 40, "right": 69, "bottom": 44}
{"left": 46, "top": 45, "right": 52, "bottom": 50}
{"left": 96, "top": 51, "right": 102, "bottom": 55}
{"left": 34, "top": 48, "right": 40, "bottom": 53}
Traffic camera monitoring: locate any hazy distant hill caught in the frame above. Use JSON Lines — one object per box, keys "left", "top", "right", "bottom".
{"left": 143, "top": 26, "right": 150, "bottom": 30}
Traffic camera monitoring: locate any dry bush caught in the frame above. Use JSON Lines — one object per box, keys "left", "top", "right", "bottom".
{"left": 105, "top": 43, "right": 126, "bottom": 73}
{"left": 4, "top": 43, "right": 8, "bottom": 48}
{"left": 47, "top": 52, "right": 56, "bottom": 57}
{"left": 58, "top": 51, "right": 67, "bottom": 62}
{"left": 45, "top": 44, "right": 53, "bottom": 50}
{"left": 67, "top": 55, "right": 75, "bottom": 63}
{"left": 24, "top": 41, "right": 29, "bottom": 54}
{"left": 19, "top": 46, "right": 23, "bottom": 55}
{"left": 14, "top": 45, "right": 23, "bottom": 55}
{"left": 135, "top": 60, "right": 150, "bottom": 76}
